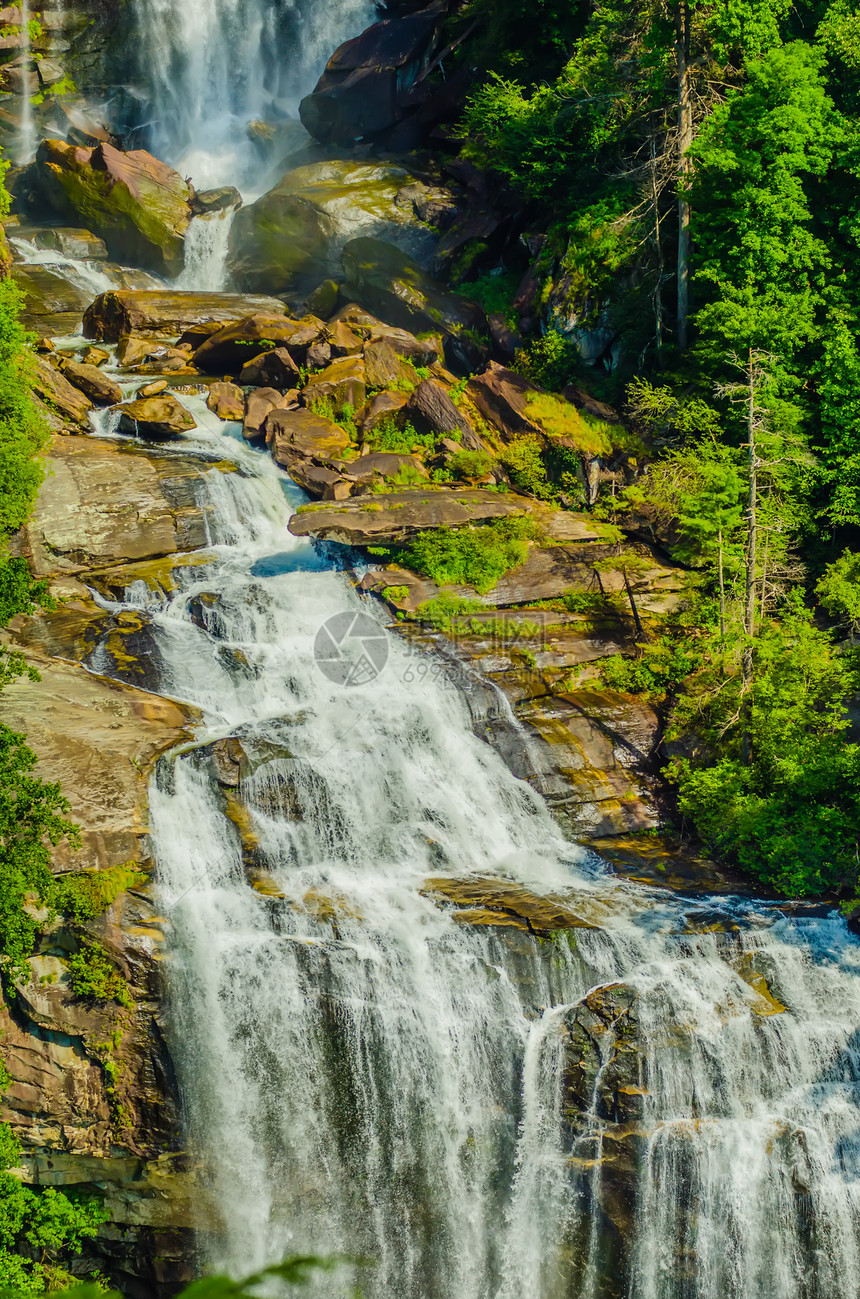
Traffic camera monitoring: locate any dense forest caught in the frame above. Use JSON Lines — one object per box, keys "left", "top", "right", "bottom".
{"left": 442, "top": 0, "right": 860, "bottom": 904}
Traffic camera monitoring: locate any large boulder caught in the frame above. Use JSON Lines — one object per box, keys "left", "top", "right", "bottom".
{"left": 193, "top": 314, "right": 325, "bottom": 373}
{"left": 302, "top": 355, "right": 367, "bottom": 415}
{"left": 58, "top": 359, "right": 122, "bottom": 407}
{"left": 239, "top": 347, "right": 300, "bottom": 390}
{"left": 206, "top": 381, "right": 244, "bottom": 421}
{"left": 31, "top": 141, "right": 193, "bottom": 276}
{"left": 31, "top": 355, "right": 93, "bottom": 429}
{"left": 115, "top": 395, "right": 197, "bottom": 439}
{"left": 265, "top": 407, "right": 351, "bottom": 489}
{"left": 341, "top": 237, "right": 487, "bottom": 371}
{"left": 226, "top": 180, "right": 332, "bottom": 294}
{"left": 288, "top": 488, "right": 524, "bottom": 545}
{"left": 299, "top": 4, "right": 445, "bottom": 145}
{"left": 83, "top": 290, "right": 286, "bottom": 342}
{"left": 406, "top": 378, "right": 481, "bottom": 447}
{"left": 266, "top": 160, "right": 441, "bottom": 263}
{"left": 468, "top": 363, "right": 545, "bottom": 441}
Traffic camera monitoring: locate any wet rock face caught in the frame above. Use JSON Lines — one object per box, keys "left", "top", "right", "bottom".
{"left": 83, "top": 289, "right": 287, "bottom": 342}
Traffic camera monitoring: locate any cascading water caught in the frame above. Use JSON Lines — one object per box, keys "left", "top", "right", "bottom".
{"left": 84, "top": 407, "right": 860, "bottom": 1298}
{"left": 17, "top": 0, "right": 36, "bottom": 165}
{"left": 130, "top": 0, "right": 375, "bottom": 189}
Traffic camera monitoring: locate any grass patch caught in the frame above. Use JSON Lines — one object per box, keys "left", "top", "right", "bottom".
{"left": 366, "top": 415, "right": 435, "bottom": 455}
{"left": 525, "top": 392, "right": 614, "bottom": 458}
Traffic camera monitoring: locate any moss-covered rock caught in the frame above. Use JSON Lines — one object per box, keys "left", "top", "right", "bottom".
{"left": 226, "top": 180, "right": 332, "bottom": 294}
{"left": 32, "top": 141, "right": 193, "bottom": 276}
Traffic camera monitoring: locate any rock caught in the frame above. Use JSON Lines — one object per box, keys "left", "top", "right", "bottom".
{"left": 244, "top": 388, "right": 292, "bottom": 443}
{"left": 562, "top": 983, "right": 642, "bottom": 1122}
{"left": 266, "top": 406, "right": 351, "bottom": 463}
{"left": 59, "top": 358, "right": 122, "bottom": 407}
{"left": 364, "top": 337, "right": 416, "bottom": 390}
{"left": 344, "top": 452, "right": 427, "bottom": 484}
{"left": 407, "top": 378, "right": 481, "bottom": 447}
{"left": 306, "top": 278, "right": 340, "bottom": 317}
{"left": 13, "top": 225, "right": 109, "bottom": 260}
{"left": 138, "top": 380, "right": 169, "bottom": 398}
{"left": 206, "top": 381, "right": 244, "bottom": 422}
{"left": 562, "top": 383, "right": 622, "bottom": 425}
{"left": 486, "top": 546, "right": 684, "bottom": 612}
{"left": 422, "top": 876, "right": 601, "bottom": 935}
{"left": 18, "top": 435, "right": 210, "bottom": 577}
{"left": 267, "top": 160, "right": 437, "bottom": 261}
{"left": 341, "top": 237, "right": 487, "bottom": 371}
{"left": 239, "top": 347, "right": 300, "bottom": 390}
{"left": 357, "top": 389, "right": 409, "bottom": 434}
{"left": 31, "top": 354, "right": 92, "bottom": 429}
{"left": 468, "top": 363, "right": 545, "bottom": 441}
{"left": 115, "top": 395, "right": 197, "bottom": 439}
{"left": 176, "top": 320, "right": 232, "bottom": 350}
{"left": 82, "top": 346, "right": 110, "bottom": 367}
{"left": 12, "top": 264, "right": 92, "bottom": 326}
{"left": 83, "top": 290, "right": 285, "bottom": 342}
{"left": 116, "top": 334, "right": 153, "bottom": 367}
{"left": 331, "top": 303, "right": 441, "bottom": 364}
{"left": 192, "top": 186, "right": 242, "bottom": 215}
{"left": 299, "top": 4, "right": 445, "bottom": 145}
{"left": 32, "top": 140, "right": 193, "bottom": 276}
{"left": 306, "top": 340, "right": 332, "bottom": 369}
{"left": 302, "top": 355, "right": 366, "bottom": 415}
{"left": 226, "top": 180, "right": 332, "bottom": 293}
{"left": 288, "top": 488, "right": 524, "bottom": 544}
{"left": 488, "top": 312, "right": 522, "bottom": 362}
{"left": 193, "top": 314, "right": 325, "bottom": 373}
{"left": 327, "top": 319, "right": 365, "bottom": 357}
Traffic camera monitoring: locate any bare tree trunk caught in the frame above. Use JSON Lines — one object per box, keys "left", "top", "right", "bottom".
{"left": 742, "top": 349, "right": 757, "bottom": 765}
{"left": 676, "top": 0, "right": 693, "bottom": 350}
{"left": 651, "top": 137, "right": 665, "bottom": 360}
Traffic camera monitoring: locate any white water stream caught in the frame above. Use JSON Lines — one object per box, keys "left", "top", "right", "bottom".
{"left": 80, "top": 407, "right": 860, "bottom": 1298}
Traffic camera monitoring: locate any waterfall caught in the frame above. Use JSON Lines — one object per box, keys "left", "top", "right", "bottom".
{"left": 129, "top": 0, "right": 375, "bottom": 190}
{"left": 17, "top": 0, "right": 37, "bottom": 165}
{"left": 176, "top": 208, "right": 238, "bottom": 291}
{"left": 82, "top": 403, "right": 860, "bottom": 1297}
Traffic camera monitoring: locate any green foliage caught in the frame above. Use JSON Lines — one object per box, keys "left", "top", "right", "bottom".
{"left": 514, "top": 331, "right": 577, "bottom": 391}
{"left": 51, "top": 865, "right": 146, "bottom": 925}
{"left": 459, "top": 271, "right": 520, "bottom": 325}
{"left": 525, "top": 392, "right": 614, "bottom": 458}
{"left": 65, "top": 940, "right": 131, "bottom": 1008}
{"left": 0, "top": 1254, "right": 353, "bottom": 1298}
{"left": 365, "top": 417, "right": 433, "bottom": 455}
{"left": 448, "top": 449, "right": 495, "bottom": 481}
{"left": 380, "top": 516, "right": 541, "bottom": 594}
{"left": 415, "top": 593, "right": 486, "bottom": 630}
{"left": 0, "top": 1116, "right": 107, "bottom": 1295}
{"left": 816, "top": 549, "right": 860, "bottom": 631}
{"left": 0, "top": 726, "right": 78, "bottom": 984}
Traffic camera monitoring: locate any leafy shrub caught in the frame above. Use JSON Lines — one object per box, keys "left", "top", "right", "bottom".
{"left": 366, "top": 417, "right": 434, "bottom": 455}
{"left": 386, "top": 516, "right": 541, "bottom": 594}
{"left": 52, "top": 864, "right": 146, "bottom": 924}
{"left": 415, "top": 593, "right": 486, "bottom": 630}
{"left": 460, "top": 271, "right": 520, "bottom": 324}
{"left": 514, "top": 330, "right": 578, "bottom": 390}
{"left": 448, "top": 450, "right": 495, "bottom": 481}
{"left": 500, "top": 436, "right": 552, "bottom": 497}
{"left": 66, "top": 940, "right": 132, "bottom": 1008}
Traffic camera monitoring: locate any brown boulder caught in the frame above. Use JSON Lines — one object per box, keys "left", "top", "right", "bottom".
{"left": 357, "top": 390, "right": 409, "bottom": 434}
{"left": 33, "top": 140, "right": 193, "bottom": 276}
{"left": 193, "top": 314, "right": 325, "bottom": 372}
{"left": 206, "top": 382, "right": 244, "bottom": 421}
{"left": 266, "top": 407, "right": 351, "bottom": 477}
{"left": 138, "top": 379, "right": 169, "bottom": 397}
{"left": 328, "top": 320, "right": 365, "bottom": 357}
{"left": 344, "top": 452, "right": 426, "bottom": 483}
{"left": 288, "top": 488, "right": 524, "bottom": 544}
{"left": 468, "top": 362, "right": 544, "bottom": 442}
{"left": 83, "top": 291, "right": 285, "bottom": 342}
{"left": 59, "top": 359, "right": 122, "bottom": 407}
{"left": 407, "top": 378, "right": 479, "bottom": 446}
{"left": 31, "top": 355, "right": 92, "bottom": 429}
{"left": 331, "top": 302, "right": 440, "bottom": 364}
{"left": 115, "top": 394, "right": 197, "bottom": 439}
{"left": 302, "top": 355, "right": 366, "bottom": 415}
{"left": 239, "top": 347, "right": 300, "bottom": 390}
{"left": 364, "top": 337, "right": 416, "bottom": 390}
{"left": 244, "top": 388, "right": 293, "bottom": 443}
